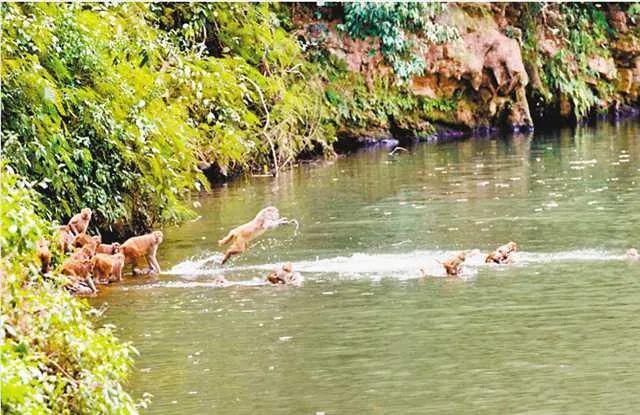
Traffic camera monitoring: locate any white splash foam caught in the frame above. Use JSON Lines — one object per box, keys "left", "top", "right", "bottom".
{"left": 164, "top": 248, "right": 624, "bottom": 282}
{"left": 165, "top": 251, "right": 223, "bottom": 276}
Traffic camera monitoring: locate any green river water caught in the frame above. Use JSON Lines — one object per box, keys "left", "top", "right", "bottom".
{"left": 94, "top": 120, "right": 640, "bottom": 414}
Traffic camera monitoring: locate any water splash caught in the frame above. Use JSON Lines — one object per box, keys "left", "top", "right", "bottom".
{"left": 164, "top": 248, "right": 625, "bottom": 282}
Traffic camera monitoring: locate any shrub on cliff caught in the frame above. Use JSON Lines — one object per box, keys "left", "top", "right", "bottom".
{"left": 339, "top": 3, "right": 458, "bottom": 79}
{"left": 521, "top": 3, "right": 619, "bottom": 121}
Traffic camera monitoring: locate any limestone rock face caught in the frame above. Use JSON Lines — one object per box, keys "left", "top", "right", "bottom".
{"left": 611, "top": 31, "right": 640, "bottom": 102}
{"left": 297, "top": 3, "right": 639, "bottom": 134}
{"left": 302, "top": 22, "right": 392, "bottom": 89}
{"left": 413, "top": 29, "right": 533, "bottom": 130}
{"left": 588, "top": 56, "right": 617, "bottom": 81}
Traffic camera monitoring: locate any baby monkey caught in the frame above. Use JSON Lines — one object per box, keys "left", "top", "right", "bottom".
{"left": 486, "top": 241, "right": 518, "bottom": 264}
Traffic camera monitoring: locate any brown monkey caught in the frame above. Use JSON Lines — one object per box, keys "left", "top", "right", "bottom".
{"left": 218, "top": 207, "right": 289, "bottom": 265}
{"left": 61, "top": 258, "right": 96, "bottom": 293}
{"left": 266, "top": 269, "right": 286, "bottom": 285}
{"left": 486, "top": 241, "right": 518, "bottom": 264}
{"left": 56, "top": 225, "right": 75, "bottom": 253}
{"left": 71, "top": 245, "right": 95, "bottom": 261}
{"left": 111, "top": 252, "right": 125, "bottom": 281}
{"left": 68, "top": 208, "right": 92, "bottom": 236}
{"left": 73, "top": 232, "right": 100, "bottom": 250}
{"left": 92, "top": 252, "right": 125, "bottom": 284}
{"left": 442, "top": 252, "right": 466, "bottom": 276}
{"left": 627, "top": 248, "right": 639, "bottom": 261}
{"left": 266, "top": 263, "right": 303, "bottom": 286}
{"left": 96, "top": 242, "right": 120, "bottom": 255}
{"left": 72, "top": 234, "right": 100, "bottom": 259}
{"left": 119, "top": 231, "right": 164, "bottom": 274}
{"left": 36, "top": 239, "right": 52, "bottom": 274}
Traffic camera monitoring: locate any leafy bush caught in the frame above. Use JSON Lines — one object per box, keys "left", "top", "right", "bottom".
{"left": 1, "top": 3, "right": 204, "bottom": 236}
{"left": 152, "top": 3, "right": 335, "bottom": 174}
{"left": 544, "top": 51, "right": 600, "bottom": 120}
{"left": 1, "top": 3, "right": 336, "bottom": 235}
{"left": 0, "top": 166, "right": 140, "bottom": 414}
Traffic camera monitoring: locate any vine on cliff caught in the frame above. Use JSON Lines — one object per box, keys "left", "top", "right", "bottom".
{"left": 521, "top": 3, "right": 617, "bottom": 121}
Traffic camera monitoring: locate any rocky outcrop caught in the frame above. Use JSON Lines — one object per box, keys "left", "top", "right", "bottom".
{"left": 611, "top": 32, "right": 640, "bottom": 103}
{"left": 297, "top": 3, "right": 639, "bottom": 137}
{"left": 412, "top": 28, "right": 533, "bottom": 130}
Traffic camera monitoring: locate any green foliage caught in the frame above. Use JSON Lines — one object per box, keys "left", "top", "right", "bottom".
{"left": 544, "top": 52, "right": 599, "bottom": 119}
{"left": 320, "top": 62, "right": 452, "bottom": 136}
{"left": 1, "top": 3, "right": 335, "bottom": 235}
{"left": 152, "top": 3, "right": 335, "bottom": 173}
{"left": 1, "top": 3, "right": 204, "bottom": 235}
{"left": 339, "top": 3, "right": 458, "bottom": 79}
{"left": 1, "top": 166, "right": 139, "bottom": 414}
{"left": 521, "top": 3, "right": 615, "bottom": 120}
{"left": 628, "top": 3, "right": 640, "bottom": 19}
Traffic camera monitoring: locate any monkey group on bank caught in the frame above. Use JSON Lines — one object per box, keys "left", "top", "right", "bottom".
{"left": 37, "top": 208, "right": 164, "bottom": 295}
{"left": 37, "top": 206, "right": 639, "bottom": 295}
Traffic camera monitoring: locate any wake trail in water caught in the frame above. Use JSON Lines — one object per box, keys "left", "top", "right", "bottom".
{"left": 163, "top": 248, "right": 626, "bottom": 283}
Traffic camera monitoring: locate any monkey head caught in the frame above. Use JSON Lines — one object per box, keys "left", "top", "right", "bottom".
{"left": 81, "top": 208, "right": 92, "bottom": 220}
{"left": 255, "top": 206, "right": 280, "bottom": 225}
{"left": 153, "top": 231, "right": 164, "bottom": 244}
{"left": 627, "top": 248, "right": 639, "bottom": 260}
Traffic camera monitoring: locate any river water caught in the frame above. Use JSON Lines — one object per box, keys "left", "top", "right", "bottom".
{"left": 94, "top": 120, "right": 640, "bottom": 414}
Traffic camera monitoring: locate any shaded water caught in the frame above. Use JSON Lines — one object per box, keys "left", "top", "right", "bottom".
{"left": 94, "top": 121, "right": 640, "bottom": 414}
